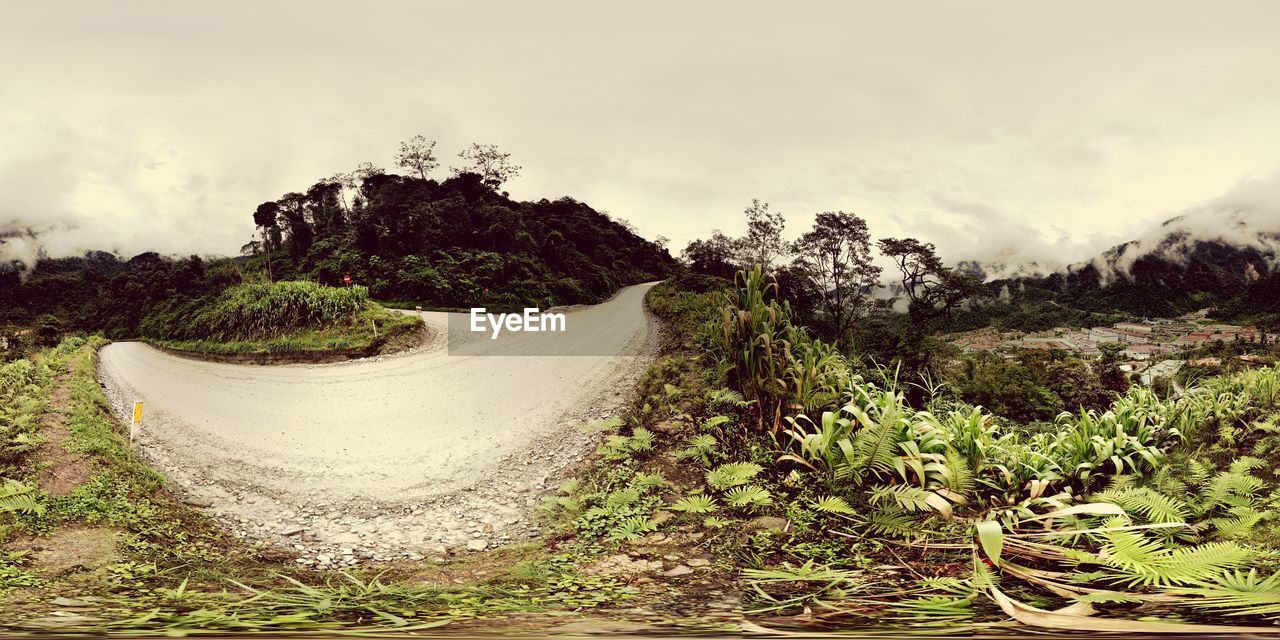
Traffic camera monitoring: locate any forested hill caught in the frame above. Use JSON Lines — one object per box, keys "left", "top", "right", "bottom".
{"left": 1, "top": 170, "right": 676, "bottom": 338}
{"left": 247, "top": 171, "right": 676, "bottom": 309}
{"left": 940, "top": 233, "right": 1280, "bottom": 333}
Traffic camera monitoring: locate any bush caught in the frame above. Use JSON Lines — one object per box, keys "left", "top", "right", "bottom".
{"left": 183, "top": 281, "right": 370, "bottom": 340}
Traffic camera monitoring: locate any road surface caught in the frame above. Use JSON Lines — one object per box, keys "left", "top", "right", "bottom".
{"left": 97, "top": 282, "right": 659, "bottom": 564}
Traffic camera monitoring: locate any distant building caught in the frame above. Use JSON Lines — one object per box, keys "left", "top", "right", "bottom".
{"left": 1114, "top": 322, "right": 1153, "bottom": 334}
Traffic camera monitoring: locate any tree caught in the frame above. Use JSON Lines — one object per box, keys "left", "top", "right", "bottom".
{"left": 878, "top": 237, "right": 983, "bottom": 370}
{"left": 735, "top": 199, "right": 787, "bottom": 270}
{"left": 878, "top": 238, "right": 981, "bottom": 327}
{"left": 1097, "top": 342, "right": 1130, "bottom": 394}
{"left": 792, "top": 211, "right": 881, "bottom": 342}
{"left": 453, "top": 143, "right": 521, "bottom": 187}
{"left": 252, "top": 201, "right": 281, "bottom": 281}
{"left": 395, "top": 135, "right": 439, "bottom": 180}
{"left": 683, "top": 231, "right": 738, "bottom": 279}
{"left": 353, "top": 162, "right": 386, "bottom": 184}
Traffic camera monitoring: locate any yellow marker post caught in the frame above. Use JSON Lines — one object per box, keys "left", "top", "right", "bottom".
{"left": 131, "top": 401, "right": 143, "bottom": 444}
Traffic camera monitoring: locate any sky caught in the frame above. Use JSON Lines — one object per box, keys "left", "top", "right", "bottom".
{"left": 3, "top": 0, "right": 1280, "bottom": 271}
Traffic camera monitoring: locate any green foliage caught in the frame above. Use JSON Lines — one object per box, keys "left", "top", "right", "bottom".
{"left": 706, "top": 462, "right": 763, "bottom": 491}
{"left": 0, "top": 479, "right": 43, "bottom": 516}
{"left": 670, "top": 494, "right": 719, "bottom": 515}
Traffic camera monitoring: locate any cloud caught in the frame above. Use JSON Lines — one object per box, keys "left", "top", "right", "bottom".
{"left": 1068, "top": 173, "right": 1280, "bottom": 285}
{"left": 2, "top": 0, "right": 1280, "bottom": 274}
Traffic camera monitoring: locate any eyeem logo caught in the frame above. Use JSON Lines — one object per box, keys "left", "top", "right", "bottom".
{"left": 469, "top": 308, "right": 566, "bottom": 339}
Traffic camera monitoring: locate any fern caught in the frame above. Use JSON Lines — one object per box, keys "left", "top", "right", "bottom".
{"left": 670, "top": 494, "right": 718, "bottom": 514}
{"left": 675, "top": 434, "right": 717, "bottom": 466}
{"left": 861, "top": 510, "right": 917, "bottom": 538}
{"left": 811, "top": 496, "right": 857, "bottom": 515}
{"left": 942, "top": 448, "right": 974, "bottom": 496}
{"left": 1099, "top": 528, "right": 1252, "bottom": 587}
{"left": 1091, "top": 486, "right": 1188, "bottom": 524}
{"left": 629, "top": 428, "right": 654, "bottom": 453}
{"left": 840, "top": 421, "right": 898, "bottom": 484}
{"left": 1209, "top": 506, "right": 1266, "bottom": 540}
{"left": 724, "top": 485, "right": 773, "bottom": 509}
{"left": 702, "top": 516, "right": 731, "bottom": 529}
{"left": 1170, "top": 569, "right": 1280, "bottom": 618}
{"left": 0, "top": 480, "right": 44, "bottom": 516}
{"left": 607, "top": 516, "right": 658, "bottom": 542}
{"left": 869, "top": 485, "right": 934, "bottom": 513}
{"left": 706, "top": 462, "right": 763, "bottom": 491}
{"left": 604, "top": 487, "right": 641, "bottom": 509}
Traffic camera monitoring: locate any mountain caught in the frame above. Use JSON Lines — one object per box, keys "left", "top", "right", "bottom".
{"left": 942, "top": 210, "right": 1280, "bottom": 331}
{"left": 2, "top": 171, "right": 678, "bottom": 335}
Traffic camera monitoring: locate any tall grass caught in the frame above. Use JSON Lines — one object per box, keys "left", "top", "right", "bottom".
{"left": 187, "top": 281, "right": 369, "bottom": 340}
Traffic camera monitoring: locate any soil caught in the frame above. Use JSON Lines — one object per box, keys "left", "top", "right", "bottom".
{"left": 35, "top": 366, "right": 93, "bottom": 497}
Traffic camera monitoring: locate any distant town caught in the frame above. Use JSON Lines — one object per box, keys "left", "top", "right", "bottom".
{"left": 947, "top": 312, "right": 1269, "bottom": 384}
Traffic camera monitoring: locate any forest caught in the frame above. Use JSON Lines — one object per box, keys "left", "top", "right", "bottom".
{"left": 0, "top": 139, "right": 676, "bottom": 342}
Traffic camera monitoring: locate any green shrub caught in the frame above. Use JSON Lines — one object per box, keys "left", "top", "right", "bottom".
{"left": 185, "top": 281, "right": 369, "bottom": 340}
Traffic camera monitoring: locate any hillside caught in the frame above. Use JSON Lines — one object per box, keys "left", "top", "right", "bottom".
{"left": 944, "top": 213, "right": 1280, "bottom": 330}
{"left": 0, "top": 171, "right": 676, "bottom": 337}
{"left": 248, "top": 171, "right": 677, "bottom": 310}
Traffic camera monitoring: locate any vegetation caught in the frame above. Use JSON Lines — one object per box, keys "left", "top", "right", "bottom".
{"left": 0, "top": 137, "right": 675, "bottom": 340}
{"left": 0, "top": 338, "right": 650, "bottom": 633}
{"left": 591, "top": 269, "right": 1280, "bottom": 630}
{"left": 148, "top": 281, "right": 422, "bottom": 357}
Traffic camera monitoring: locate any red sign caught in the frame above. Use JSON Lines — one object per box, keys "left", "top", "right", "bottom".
{"left": 343, "top": 274, "right": 351, "bottom": 285}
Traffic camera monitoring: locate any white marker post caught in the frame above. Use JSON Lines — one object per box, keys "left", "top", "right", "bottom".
{"left": 130, "top": 401, "right": 143, "bottom": 444}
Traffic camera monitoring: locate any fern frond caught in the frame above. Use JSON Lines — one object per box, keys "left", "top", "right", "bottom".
{"left": 724, "top": 485, "right": 773, "bottom": 509}
{"left": 811, "top": 496, "right": 857, "bottom": 515}
{"left": 1168, "top": 570, "right": 1280, "bottom": 618}
{"left": 670, "top": 494, "right": 719, "bottom": 514}
{"left": 1091, "top": 487, "right": 1188, "bottom": 524}
{"left": 1100, "top": 528, "right": 1252, "bottom": 587}
{"left": 869, "top": 485, "right": 935, "bottom": 513}
{"left": 706, "top": 462, "right": 763, "bottom": 490}
{"left": 0, "top": 480, "right": 44, "bottom": 515}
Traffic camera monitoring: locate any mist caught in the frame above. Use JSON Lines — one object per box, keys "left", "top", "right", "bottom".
{"left": 3, "top": 1, "right": 1280, "bottom": 277}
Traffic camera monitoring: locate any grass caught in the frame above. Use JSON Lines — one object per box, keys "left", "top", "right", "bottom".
{"left": 0, "top": 338, "right": 642, "bottom": 633}
{"left": 154, "top": 300, "right": 424, "bottom": 357}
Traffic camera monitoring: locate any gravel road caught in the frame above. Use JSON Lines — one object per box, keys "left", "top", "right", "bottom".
{"left": 97, "top": 282, "right": 660, "bottom": 567}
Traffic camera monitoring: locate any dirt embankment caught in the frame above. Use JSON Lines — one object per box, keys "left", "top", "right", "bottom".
{"left": 96, "top": 283, "right": 660, "bottom": 569}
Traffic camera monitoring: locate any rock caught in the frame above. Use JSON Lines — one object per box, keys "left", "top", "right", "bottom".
{"left": 281, "top": 527, "right": 305, "bottom": 537}
{"left": 649, "top": 419, "right": 683, "bottom": 435}
{"left": 466, "top": 539, "right": 488, "bottom": 552}
{"left": 687, "top": 558, "right": 711, "bottom": 567}
{"left": 662, "top": 565, "right": 693, "bottom": 577}
{"left": 332, "top": 532, "right": 360, "bottom": 544}
{"left": 650, "top": 510, "right": 675, "bottom": 526}
{"left": 745, "top": 516, "right": 789, "bottom": 533}
{"left": 182, "top": 497, "right": 213, "bottom": 508}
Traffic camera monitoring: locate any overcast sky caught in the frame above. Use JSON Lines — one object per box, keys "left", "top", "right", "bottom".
{"left": 3, "top": 1, "right": 1280, "bottom": 269}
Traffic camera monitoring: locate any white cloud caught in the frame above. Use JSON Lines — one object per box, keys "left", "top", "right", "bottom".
{"left": 2, "top": 0, "right": 1280, "bottom": 271}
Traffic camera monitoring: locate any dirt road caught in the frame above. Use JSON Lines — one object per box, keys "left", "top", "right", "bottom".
{"left": 97, "top": 283, "right": 659, "bottom": 567}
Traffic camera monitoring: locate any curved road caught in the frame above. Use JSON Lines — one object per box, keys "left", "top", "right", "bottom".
{"left": 97, "top": 282, "right": 659, "bottom": 561}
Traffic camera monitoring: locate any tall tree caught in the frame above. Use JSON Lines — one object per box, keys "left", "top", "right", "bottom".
{"left": 277, "top": 192, "right": 314, "bottom": 258}
{"left": 683, "top": 231, "right": 738, "bottom": 279}
{"left": 735, "top": 199, "right": 787, "bottom": 270}
{"left": 252, "top": 201, "right": 281, "bottom": 281}
{"left": 792, "top": 211, "right": 881, "bottom": 342}
{"left": 453, "top": 143, "right": 521, "bottom": 187}
{"left": 395, "top": 135, "right": 439, "bottom": 180}
{"left": 878, "top": 237, "right": 983, "bottom": 367}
